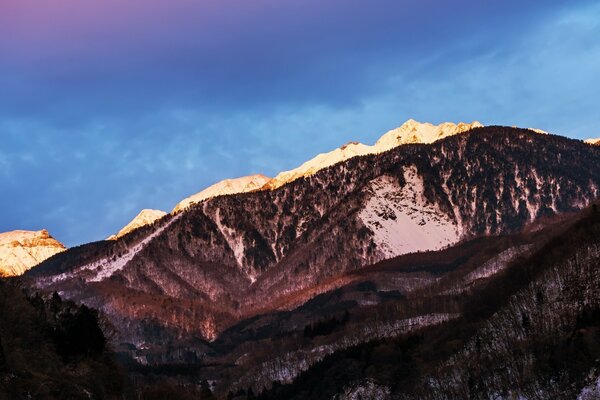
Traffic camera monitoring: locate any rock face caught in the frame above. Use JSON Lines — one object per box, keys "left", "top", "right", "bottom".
{"left": 29, "top": 127, "right": 600, "bottom": 350}
{"left": 0, "top": 230, "right": 66, "bottom": 277}
{"left": 107, "top": 209, "right": 167, "bottom": 240}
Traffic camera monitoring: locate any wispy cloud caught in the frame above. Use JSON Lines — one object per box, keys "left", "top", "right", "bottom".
{"left": 0, "top": 0, "right": 597, "bottom": 245}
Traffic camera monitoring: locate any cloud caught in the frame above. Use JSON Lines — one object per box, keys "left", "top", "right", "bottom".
{"left": 0, "top": 0, "right": 597, "bottom": 245}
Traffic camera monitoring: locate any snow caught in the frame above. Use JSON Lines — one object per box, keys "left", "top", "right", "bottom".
{"left": 108, "top": 209, "right": 167, "bottom": 240}
{"left": 374, "top": 119, "right": 483, "bottom": 151}
{"left": 212, "top": 206, "right": 247, "bottom": 269}
{"left": 47, "top": 213, "right": 183, "bottom": 284}
{"left": 333, "top": 379, "right": 391, "bottom": 400}
{"left": 173, "top": 174, "right": 271, "bottom": 212}
{"left": 89, "top": 213, "right": 182, "bottom": 282}
{"left": 0, "top": 229, "right": 66, "bottom": 276}
{"left": 578, "top": 375, "right": 600, "bottom": 400}
{"left": 266, "top": 120, "right": 483, "bottom": 189}
{"left": 245, "top": 313, "right": 458, "bottom": 390}
{"left": 359, "top": 166, "right": 460, "bottom": 258}
{"left": 528, "top": 128, "right": 549, "bottom": 135}
{"left": 584, "top": 138, "right": 600, "bottom": 145}
{"left": 266, "top": 142, "right": 373, "bottom": 189}
{"left": 465, "top": 245, "right": 532, "bottom": 283}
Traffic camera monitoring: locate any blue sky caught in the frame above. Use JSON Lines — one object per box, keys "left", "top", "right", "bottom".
{"left": 1, "top": 0, "right": 599, "bottom": 246}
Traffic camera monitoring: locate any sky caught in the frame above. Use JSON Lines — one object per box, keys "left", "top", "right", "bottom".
{"left": 1, "top": 0, "right": 599, "bottom": 246}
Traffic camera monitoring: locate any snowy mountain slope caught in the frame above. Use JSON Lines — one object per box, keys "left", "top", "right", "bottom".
{"left": 108, "top": 175, "right": 270, "bottom": 240}
{"left": 358, "top": 168, "right": 460, "bottom": 258}
{"left": 373, "top": 119, "right": 483, "bottom": 150}
{"left": 0, "top": 230, "right": 65, "bottom": 276}
{"left": 584, "top": 138, "right": 600, "bottom": 145}
{"left": 46, "top": 212, "right": 183, "bottom": 284}
{"left": 173, "top": 174, "right": 271, "bottom": 213}
{"left": 264, "top": 120, "right": 482, "bottom": 189}
{"left": 107, "top": 209, "right": 167, "bottom": 240}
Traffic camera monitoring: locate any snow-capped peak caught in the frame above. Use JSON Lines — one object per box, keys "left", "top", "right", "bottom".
{"left": 107, "top": 209, "right": 167, "bottom": 240}
{"left": 0, "top": 229, "right": 66, "bottom": 276}
{"left": 264, "top": 142, "right": 373, "bottom": 189}
{"left": 266, "top": 120, "right": 483, "bottom": 189}
{"left": 584, "top": 138, "right": 600, "bottom": 145}
{"left": 528, "top": 128, "right": 550, "bottom": 135}
{"left": 173, "top": 174, "right": 271, "bottom": 212}
{"left": 374, "top": 119, "right": 483, "bottom": 151}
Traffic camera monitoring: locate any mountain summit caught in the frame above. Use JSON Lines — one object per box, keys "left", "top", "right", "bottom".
{"left": 265, "top": 119, "right": 483, "bottom": 189}
{"left": 108, "top": 209, "right": 167, "bottom": 240}
{"left": 0, "top": 229, "right": 65, "bottom": 276}
{"left": 374, "top": 119, "right": 484, "bottom": 149}
{"left": 173, "top": 174, "right": 271, "bottom": 213}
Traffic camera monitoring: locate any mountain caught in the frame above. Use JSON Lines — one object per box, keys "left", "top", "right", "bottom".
{"left": 585, "top": 138, "right": 600, "bottom": 145}
{"left": 0, "top": 229, "right": 66, "bottom": 277}
{"left": 113, "top": 120, "right": 481, "bottom": 236}
{"left": 28, "top": 127, "right": 600, "bottom": 353}
{"left": 173, "top": 174, "right": 271, "bottom": 213}
{"left": 108, "top": 209, "right": 167, "bottom": 240}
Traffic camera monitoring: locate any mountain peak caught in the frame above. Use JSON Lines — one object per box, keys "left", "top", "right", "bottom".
{"left": 173, "top": 174, "right": 271, "bottom": 213}
{"left": 584, "top": 138, "right": 600, "bottom": 145}
{"left": 374, "top": 119, "right": 483, "bottom": 150}
{"left": 265, "top": 120, "right": 484, "bottom": 190}
{"left": 108, "top": 209, "right": 167, "bottom": 240}
{"left": 0, "top": 229, "right": 66, "bottom": 276}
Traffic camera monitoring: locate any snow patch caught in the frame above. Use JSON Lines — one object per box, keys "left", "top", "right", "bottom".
{"left": 332, "top": 379, "right": 391, "bottom": 400}
{"left": 47, "top": 213, "right": 182, "bottom": 284}
{"left": 212, "top": 207, "right": 246, "bottom": 269}
{"left": 465, "top": 245, "right": 532, "bottom": 284}
{"left": 359, "top": 167, "right": 460, "bottom": 258}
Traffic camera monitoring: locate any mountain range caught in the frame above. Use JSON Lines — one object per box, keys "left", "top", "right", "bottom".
{"left": 2, "top": 120, "right": 600, "bottom": 399}
{"left": 4, "top": 119, "right": 597, "bottom": 278}
{"left": 0, "top": 119, "right": 484, "bottom": 276}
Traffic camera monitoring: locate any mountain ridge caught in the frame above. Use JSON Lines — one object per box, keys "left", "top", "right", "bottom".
{"left": 110, "top": 120, "right": 483, "bottom": 237}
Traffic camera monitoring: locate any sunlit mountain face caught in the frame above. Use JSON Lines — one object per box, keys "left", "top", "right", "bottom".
{"left": 2, "top": 0, "right": 600, "bottom": 399}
